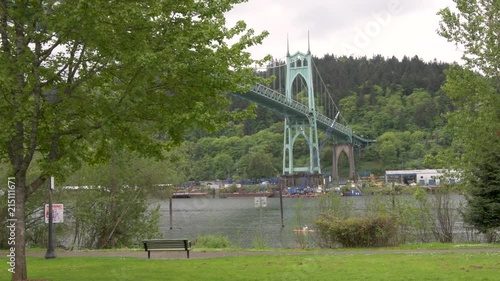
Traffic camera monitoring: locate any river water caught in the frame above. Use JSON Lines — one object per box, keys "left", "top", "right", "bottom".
{"left": 157, "top": 194, "right": 469, "bottom": 248}
{"left": 160, "top": 197, "right": 313, "bottom": 248}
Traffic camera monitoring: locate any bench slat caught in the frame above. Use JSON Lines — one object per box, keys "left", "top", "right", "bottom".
{"left": 143, "top": 239, "right": 191, "bottom": 259}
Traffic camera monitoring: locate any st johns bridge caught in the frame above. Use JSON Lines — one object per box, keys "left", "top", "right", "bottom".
{"left": 231, "top": 40, "right": 375, "bottom": 186}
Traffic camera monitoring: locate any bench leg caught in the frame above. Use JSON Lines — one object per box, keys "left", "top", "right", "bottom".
{"left": 148, "top": 251, "right": 151, "bottom": 259}
{"left": 187, "top": 250, "right": 190, "bottom": 259}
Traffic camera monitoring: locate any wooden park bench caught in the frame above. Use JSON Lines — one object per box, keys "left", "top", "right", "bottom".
{"left": 143, "top": 239, "right": 192, "bottom": 259}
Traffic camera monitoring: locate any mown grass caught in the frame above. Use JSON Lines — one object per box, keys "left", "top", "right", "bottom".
{"left": 1, "top": 248, "right": 499, "bottom": 281}
{"left": 191, "top": 242, "right": 500, "bottom": 252}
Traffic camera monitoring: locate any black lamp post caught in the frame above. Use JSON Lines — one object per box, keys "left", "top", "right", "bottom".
{"left": 44, "top": 176, "right": 56, "bottom": 259}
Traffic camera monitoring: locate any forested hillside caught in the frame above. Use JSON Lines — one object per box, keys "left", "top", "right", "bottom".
{"left": 179, "top": 55, "right": 454, "bottom": 181}
{"left": 316, "top": 54, "right": 448, "bottom": 103}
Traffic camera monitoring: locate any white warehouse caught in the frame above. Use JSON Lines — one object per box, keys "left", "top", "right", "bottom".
{"left": 385, "top": 169, "right": 459, "bottom": 186}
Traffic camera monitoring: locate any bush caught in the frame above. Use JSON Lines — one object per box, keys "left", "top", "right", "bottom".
{"left": 314, "top": 213, "right": 400, "bottom": 248}
{"left": 194, "top": 235, "right": 232, "bottom": 248}
{"left": 66, "top": 188, "right": 162, "bottom": 249}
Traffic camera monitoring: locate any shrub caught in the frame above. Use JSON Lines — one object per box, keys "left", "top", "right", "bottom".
{"left": 314, "top": 213, "right": 400, "bottom": 248}
{"left": 194, "top": 235, "right": 232, "bottom": 248}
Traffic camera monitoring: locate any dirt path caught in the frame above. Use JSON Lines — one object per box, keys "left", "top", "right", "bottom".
{"left": 26, "top": 247, "right": 500, "bottom": 260}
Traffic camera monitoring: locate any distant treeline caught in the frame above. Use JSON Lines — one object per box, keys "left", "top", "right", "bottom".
{"left": 314, "top": 54, "right": 449, "bottom": 103}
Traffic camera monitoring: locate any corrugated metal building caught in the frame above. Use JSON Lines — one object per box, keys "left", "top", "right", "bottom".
{"left": 385, "top": 169, "right": 459, "bottom": 186}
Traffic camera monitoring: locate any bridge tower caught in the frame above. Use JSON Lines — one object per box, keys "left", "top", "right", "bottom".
{"left": 282, "top": 39, "right": 321, "bottom": 175}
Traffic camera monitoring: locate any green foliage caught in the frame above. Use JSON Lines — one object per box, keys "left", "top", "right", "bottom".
{"left": 355, "top": 190, "right": 434, "bottom": 245}
{"left": 213, "top": 153, "right": 234, "bottom": 180}
{"left": 404, "top": 187, "right": 435, "bottom": 243}
{"left": 193, "top": 235, "right": 232, "bottom": 249}
{"left": 438, "top": 0, "right": 500, "bottom": 79}
{"left": 315, "top": 55, "right": 448, "bottom": 104}
{"left": 67, "top": 188, "right": 162, "bottom": 250}
{"left": 464, "top": 151, "right": 500, "bottom": 235}
{"left": 313, "top": 195, "right": 354, "bottom": 221}
{"left": 60, "top": 150, "right": 170, "bottom": 249}
{"left": 314, "top": 213, "right": 399, "bottom": 248}
{"left": 437, "top": 0, "right": 500, "bottom": 235}
{"left": 1, "top": 1, "right": 268, "bottom": 277}
{"left": 185, "top": 128, "right": 283, "bottom": 180}
{"left": 314, "top": 186, "right": 469, "bottom": 247}
{"left": 237, "top": 149, "right": 276, "bottom": 179}
{"left": 1, "top": 0, "right": 269, "bottom": 180}
{"left": 0, "top": 154, "right": 163, "bottom": 249}
{"left": 438, "top": 67, "right": 500, "bottom": 175}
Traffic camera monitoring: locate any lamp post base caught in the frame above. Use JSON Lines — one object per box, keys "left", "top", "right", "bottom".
{"left": 44, "top": 248, "right": 56, "bottom": 259}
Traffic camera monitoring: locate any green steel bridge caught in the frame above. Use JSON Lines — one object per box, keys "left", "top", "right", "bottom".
{"left": 232, "top": 43, "right": 375, "bottom": 180}
{"left": 238, "top": 83, "right": 374, "bottom": 146}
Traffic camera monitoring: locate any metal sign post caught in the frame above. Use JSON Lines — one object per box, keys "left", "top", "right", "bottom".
{"left": 254, "top": 197, "right": 267, "bottom": 235}
{"left": 45, "top": 176, "right": 56, "bottom": 259}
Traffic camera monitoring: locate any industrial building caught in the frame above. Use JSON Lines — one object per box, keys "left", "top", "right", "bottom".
{"left": 385, "top": 169, "right": 459, "bottom": 186}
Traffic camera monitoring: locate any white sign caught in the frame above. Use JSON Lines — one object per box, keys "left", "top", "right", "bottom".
{"left": 261, "top": 197, "right": 267, "bottom": 207}
{"left": 254, "top": 197, "right": 267, "bottom": 208}
{"left": 254, "top": 197, "right": 260, "bottom": 208}
{"left": 45, "top": 204, "right": 64, "bottom": 223}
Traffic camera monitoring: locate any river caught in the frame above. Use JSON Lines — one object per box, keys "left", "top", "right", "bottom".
{"left": 160, "top": 197, "right": 313, "bottom": 248}
{"left": 157, "top": 194, "right": 470, "bottom": 248}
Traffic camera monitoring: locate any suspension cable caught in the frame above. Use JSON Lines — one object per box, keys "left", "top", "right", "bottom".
{"left": 312, "top": 59, "right": 349, "bottom": 126}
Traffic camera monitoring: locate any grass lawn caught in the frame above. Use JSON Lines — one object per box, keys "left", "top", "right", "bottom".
{"left": 2, "top": 250, "right": 499, "bottom": 281}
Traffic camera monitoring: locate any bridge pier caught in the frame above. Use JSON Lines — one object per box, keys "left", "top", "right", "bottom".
{"left": 332, "top": 143, "right": 355, "bottom": 182}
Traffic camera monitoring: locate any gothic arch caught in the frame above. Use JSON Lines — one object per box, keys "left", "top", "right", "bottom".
{"left": 332, "top": 143, "right": 355, "bottom": 181}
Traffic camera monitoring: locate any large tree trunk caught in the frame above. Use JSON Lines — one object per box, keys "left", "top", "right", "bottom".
{"left": 12, "top": 175, "right": 27, "bottom": 281}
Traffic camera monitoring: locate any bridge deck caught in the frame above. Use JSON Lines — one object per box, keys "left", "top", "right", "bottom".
{"left": 232, "top": 83, "right": 375, "bottom": 146}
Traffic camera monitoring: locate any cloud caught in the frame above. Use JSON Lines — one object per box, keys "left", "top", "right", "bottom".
{"left": 225, "top": 0, "right": 462, "bottom": 63}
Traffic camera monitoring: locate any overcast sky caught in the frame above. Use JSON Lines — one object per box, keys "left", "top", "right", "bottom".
{"left": 226, "top": 0, "right": 463, "bottom": 63}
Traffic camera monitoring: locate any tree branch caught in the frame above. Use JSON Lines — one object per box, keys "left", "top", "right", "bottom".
{"left": 23, "top": 38, "right": 44, "bottom": 169}
{"left": 38, "top": 37, "right": 62, "bottom": 64}
{"left": 102, "top": 187, "right": 143, "bottom": 248}
{"left": 26, "top": 176, "right": 46, "bottom": 198}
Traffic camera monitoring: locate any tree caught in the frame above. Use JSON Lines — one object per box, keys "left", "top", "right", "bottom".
{"left": 464, "top": 151, "right": 500, "bottom": 238}
{"left": 338, "top": 95, "right": 357, "bottom": 122}
{"left": 437, "top": 0, "right": 500, "bottom": 236}
{"left": 63, "top": 151, "right": 166, "bottom": 249}
{"left": 0, "top": 1, "right": 268, "bottom": 279}
{"left": 213, "top": 153, "right": 234, "bottom": 180}
{"left": 237, "top": 149, "right": 276, "bottom": 179}
{"left": 405, "top": 90, "right": 436, "bottom": 129}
